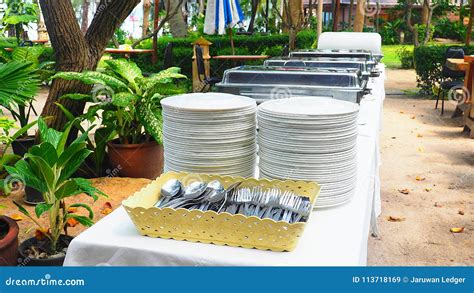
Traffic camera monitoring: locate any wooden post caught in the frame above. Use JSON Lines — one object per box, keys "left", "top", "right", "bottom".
{"left": 465, "top": 0, "right": 474, "bottom": 46}
{"left": 192, "top": 37, "right": 212, "bottom": 92}
{"left": 333, "top": 0, "right": 340, "bottom": 31}
{"left": 152, "top": 0, "right": 160, "bottom": 65}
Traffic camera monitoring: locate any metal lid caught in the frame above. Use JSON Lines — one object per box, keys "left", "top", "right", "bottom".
{"left": 220, "top": 65, "right": 362, "bottom": 88}
{"left": 290, "top": 49, "right": 374, "bottom": 59}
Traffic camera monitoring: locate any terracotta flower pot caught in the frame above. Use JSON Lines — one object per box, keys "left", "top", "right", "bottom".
{"left": 18, "top": 235, "right": 73, "bottom": 266}
{"left": 107, "top": 140, "right": 164, "bottom": 179}
{"left": 11, "top": 135, "right": 36, "bottom": 157}
{"left": 0, "top": 216, "right": 19, "bottom": 266}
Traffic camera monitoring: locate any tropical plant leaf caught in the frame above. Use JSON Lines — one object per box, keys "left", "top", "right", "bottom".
{"left": 58, "top": 147, "right": 92, "bottom": 183}
{"left": 56, "top": 142, "right": 87, "bottom": 167}
{"left": 65, "top": 214, "right": 94, "bottom": 227}
{"left": 37, "top": 118, "right": 62, "bottom": 148}
{"left": 5, "top": 160, "right": 46, "bottom": 193}
{"left": 29, "top": 142, "right": 58, "bottom": 167}
{"left": 93, "top": 127, "right": 115, "bottom": 174}
{"left": 68, "top": 203, "right": 94, "bottom": 219}
{"left": 59, "top": 93, "right": 93, "bottom": 102}
{"left": 8, "top": 119, "right": 38, "bottom": 143}
{"left": 51, "top": 71, "right": 128, "bottom": 90}
{"left": 148, "top": 67, "right": 187, "bottom": 84}
{"left": 13, "top": 201, "right": 31, "bottom": 218}
{"left": 24, "top": 154, "right": 55, "bottom": 189}
{"left": 73, "top": 178, "right": 107, "bottom": 201}
{"left": 55, "top": 180, "right": 80, "bottom": 200}
{"left": 35, "top": 203, "right": 52, "bottom": 218}
{"left": 0, "top": 61, "right": 40, "bottom": 106}
{"left": 105, "top": 59, "right": 142, "bottom": 91}
{"left": 112, "top": 92, "right": 137, "bottom": 107}
{"left": 137, "top": 103, "right": 162, "bottom": 144}
{"left": 11, "top": 47, "right": 44, "bottom": 68}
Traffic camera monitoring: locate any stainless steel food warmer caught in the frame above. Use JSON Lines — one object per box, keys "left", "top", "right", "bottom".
{"left": 216, "top": 65, "right": 369, "bottom": 104}
{"left": 289, "top": 49, "right": 378, "bottom": 73}
{"left": 263, "top": 57, "right": 372, "bottom": 80}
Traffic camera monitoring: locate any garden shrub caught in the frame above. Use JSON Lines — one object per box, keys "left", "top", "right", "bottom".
{"left": 432, "top": 18, "right": 466, "bottom": 41}
{"left": 128, "top": 30, "right": 317, "bottom": 77}
{"left": 17, "top": 31, "right": 317, "bottom": 79}
{"left": 397, "top": 46, "right": 414, "bottom": 69}
{"left": 414, "top": 44, "right": 474, "bottom": 94}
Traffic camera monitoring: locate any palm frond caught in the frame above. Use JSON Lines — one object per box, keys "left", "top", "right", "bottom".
{"left": 0, "top": 61, "right": 40, "bottom": 106}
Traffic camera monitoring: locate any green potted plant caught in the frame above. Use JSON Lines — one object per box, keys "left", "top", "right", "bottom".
{"left": 51, "top": 59, "right": 186, "bottom": 179}
{"left": 0, "top": 60, "right": 41, "bottom": 156}
{"left": 5, "top": 117, "right": 106, "bottom": 266}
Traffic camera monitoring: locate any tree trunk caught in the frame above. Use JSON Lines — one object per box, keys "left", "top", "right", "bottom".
{"left": 460, "top": 0, "right": 464, "bottom": 25}
{"left": 39, "top": 0, "right": 140, "bottom": 131}
{"left": 143, "top": 0, "right": 152, "bottom": 37}
{"left": 348, "top": 0, "right": 354, "bottom": 29}
{"left": 333, "top": 0, "right": 340, "bottom": 31}
{"left": 421, "top": 1, "right": 435, "bottom": 45}
{"left": 406, "top": 0, "right": 419, "bottom": 47}
{"left": 199, "top": 0, "right": 205, "bottom": 15}
{"left": 81, "top": 0, "right": 90, "bottom": 34}
{"left": 317, "top": 0, "right": 323, "bottom": 37}
{"left": 248, "top": 0, "right": 259, "bottom": 33}
{"left": 466, "top": 0, "right": 474, "bottom": 45}
{"left": 152, "top": 0, "right": 160, "bottom": 64}
{"left": 421, "top": 0, "right": 429, "bottom": 25}
{"left": 167, "top": 0, "right": 187, "bottom": 37}
{"left": 375, "top": 0, "right": 380, "bottom": 32}
{"left": 353, "top": 0, "right": 366, "bottom": 32}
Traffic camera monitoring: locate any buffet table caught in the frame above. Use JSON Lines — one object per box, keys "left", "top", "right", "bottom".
{"left": 64, "top": 66, "right": 385, "bottom": 267}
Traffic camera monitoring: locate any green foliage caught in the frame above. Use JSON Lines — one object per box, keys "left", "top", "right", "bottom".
{"left": 0, "top": 115, "right": 15, "bottom": 144}
{"left": 0, "top": 61, "right": 41, "bottom": 128}
{"left": 51, "top": 60, "right": 186, "bottom": 176}
{"left": 2, "top": 0, "right": 38, "bottom": 44}
{"left": 414, "top": 44, "right": 473, "bottom": 94}
{"left": 432, "top": 18, "right": 467, "bottom": 41}
{"left": 397, "top": 46, "right": 414, "bottom": 69}
{"left": 6, "top": 117, "right": 106, "bottom": 253}
{"left": 124, "top": 30, "right": 316, "bottom": 77}
{"left": 380, "top": 19, "right": 404, "bottom": 45}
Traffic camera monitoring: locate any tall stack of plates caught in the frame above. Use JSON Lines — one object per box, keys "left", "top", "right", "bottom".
{"left": 258, "top": 97, "right": 359, "bottom": 208}
{"left": 161, "top": 93, "right": 257, "bottom": 177}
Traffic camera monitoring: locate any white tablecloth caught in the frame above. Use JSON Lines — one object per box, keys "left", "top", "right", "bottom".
{"left": 64, "top": 66, "right": 385, "bottom": 267}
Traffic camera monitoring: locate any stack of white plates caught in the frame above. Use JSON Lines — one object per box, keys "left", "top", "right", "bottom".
{"left": 257, "top": 96, "right": 359, "bottom": 208}
{"left": 161, "top": 93, "right": 257, "bottom": 177}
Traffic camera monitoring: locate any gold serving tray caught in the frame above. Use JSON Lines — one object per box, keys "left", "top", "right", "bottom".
{"left": 122, "top": 172, "right": 320, "bottom": 252}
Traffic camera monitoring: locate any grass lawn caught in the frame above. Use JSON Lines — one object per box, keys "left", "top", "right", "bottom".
{"left": 381, "top": 45, "right": 413, "bottom": 69}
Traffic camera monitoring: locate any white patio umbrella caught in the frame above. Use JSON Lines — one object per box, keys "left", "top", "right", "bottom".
{"left": 204, "top": 0, "right": 244, "bottom": 54}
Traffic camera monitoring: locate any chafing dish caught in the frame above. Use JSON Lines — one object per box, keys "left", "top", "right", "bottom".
{"left": 216, "top": 66, "right": 369, "bottom": 104}
{"left": 263, "top": 57, "right": 372, "bottom": 80}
